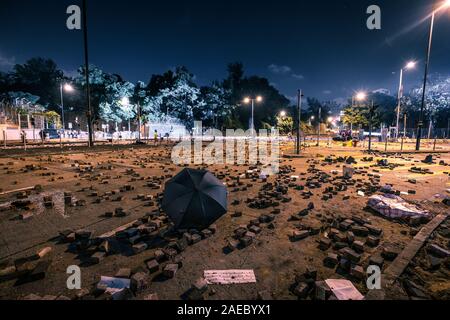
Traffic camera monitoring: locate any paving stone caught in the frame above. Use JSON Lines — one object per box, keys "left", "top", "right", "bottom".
{"left": 366, "top": 236, "right": 380, "bottom": 247}
{"left": 292, "top": 230, "right": 309, "bottom": 241}
{"left": 115, "top": 268, "right": 132, "bottom": 279}
{"left": 319, "top": 238, "right": 331, "bottom": 251}
{"left": 364, "top": 224, "right": 383, "bottom": 236}
{"left": 144, "top": 293, "right": 159, "bottom": 300}
{"left": 324, "top": 253, "right": 339, "bottom": 268}
{"left": 340, "top": 247, "right": 361, "bottom": 263}
{"left": 382, "top": 245, "right": 401, "bottom": 261}
{"left": 163, "top": 264, "right": 179, "bottom": 278}
{"left": 334, "top": 232, "right": 348, "bottom": 243}
{"left": 249, "top": 225, "right": 262, "bottom": 234}
{"left": 90, "top": 252, "right": 106, "bottom": 264}
{"left": 293, "top": 282, "right": 310, "bottom": 299}
{"left": 191, "top": 234, "right": 202, "bottom": 244}
{"left": 240, "top": 236, "right": 253, "bottom": 247}
{"left": 154, "top": 250, "right": 166, "bottom": 262}
{"left": 333, "top": 242, "right": 348, "bottom": 250}
{"left": 257, "top": 290, "right": 273, "bottom": 300}
{"left": 350, "top": 265, "right": 365, "bottom": 280}
{"left": 146, "top": 259, "right": 160, "bottom": 273}
{"left": 427, "top": 244, "right": 450, "bottom": 258}
{"left": 192, "top": 277, "right": 208, "bottom": 294}
{"left": 352, "top": 240, "right": 365, "bottom": 253}
{"left": 245, "top": 231, "right": 257, "bottom": 239}
{"left": 351, "top": 225, "right": 369, "bottom": 237}
{"left": 201, "top": 229, "right": 213, "bottom": 238}
{"left": 347, "top": 231, "right": 355, "bottom": 244}
{"left": 225, "top": 239, "right": 239, "bottom": 252}
{"left": 131, "top": 272, "right": 149, "bottom": 292}
{"left": 403, "top": 279, "right": 430, "bottom": 299}
{"left": 315, "top": 281, "right": 332, "bottom": 300}
{"left": 132, "top": 242, "right": 148, "bottom": 254}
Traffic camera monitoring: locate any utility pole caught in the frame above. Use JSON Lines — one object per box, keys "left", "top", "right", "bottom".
{"left": 296, "top": 89, "right": 303, "bottom": 154}
{"left": 403, "top": 112, "right": 407, "bottom": 139}
{"left": 368, "top": 101, "right": 376, "bottom": 153}
{"left": 60, "top": 84, "right": 65, "bottom": 131}
{"left": 447, "top": 117, "right": 450, "bottom": 139}
{"left": 82, "top": 0, "right": 94, "bottom": 147}
{"left": 395, "top": 68, "right": 403, "bottom": 140}
{"left": 316, "top": 106, "right": 321, "bottom": 147}
{"left": 416, "top": 10, "right": 435, "bottom": 151}
{"left": 137, "top": 102, "right": 142, "bottom": 143}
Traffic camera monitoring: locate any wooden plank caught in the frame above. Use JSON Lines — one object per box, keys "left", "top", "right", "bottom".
{"left": 366, "top": 214, "right": 447, "bottom": 300}
{"left": 385, "top": 214, "right": 447, "bottom": 283}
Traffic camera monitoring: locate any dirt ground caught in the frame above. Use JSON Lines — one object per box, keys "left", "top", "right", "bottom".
{"left": 0, "top": 141, "right": 448, "bottom": 300}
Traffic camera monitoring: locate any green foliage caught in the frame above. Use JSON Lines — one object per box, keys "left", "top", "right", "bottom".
{"left": 276, "top": 115, "right": 294, "bottom": 135}
{"left": 0, "top": 58, "right": 64, "bottom": 110}
{"left": 341, "top": 105, "right": 369, "bottom": 128}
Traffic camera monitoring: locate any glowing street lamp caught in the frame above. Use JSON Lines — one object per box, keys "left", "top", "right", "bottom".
{"left": 120, "top": 97, "right": 130, "bottom": 106}
{"left": 355, "top": 91, "right": 367, "bottom": 102}
{"left": 395, "top": 61, "right": 416, "bottom": 139}
{"left": 416, "top": 0, "right": 450, "bottom": 150}
{"left": 243, "top": 96, "right": 263, "bottom": 131}
{"left": 405, "top": 61, "right": 416, "bottom": 70}
{"left": 60, "top": 83, "right": 75, "bottom": 131}
{"left": 280, "top": 111, "right": 287, "bottom": 118}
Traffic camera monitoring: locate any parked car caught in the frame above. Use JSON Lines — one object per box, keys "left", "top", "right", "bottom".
{"left": 332, "top": 135, "right": 352, "bottom": 142}
{"left": 42, "top": 129, "right": 61, "bottom": 139}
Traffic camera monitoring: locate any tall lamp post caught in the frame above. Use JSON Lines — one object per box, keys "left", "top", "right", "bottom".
{"left": 395, "top": 61, "right": 416, "bottom": 140}
{"left": 354, "top": 91, "right": 376, "bottom": 152}
{"left": 350, "top": 91, "right": 367, "bottom": 132}
{"left": 243, "top": 96, "right": 263, "bottom": 133}
{"left": 316, "top": 106, "right": 322, "bottom": 147}
{"left": 60, "top": 83, "right": 74, "bottom": 131}
{"left": 82, "top": 0, "right": 94, "bottom": 147}
{"left": 296, "top": 89, "right": 304, "bottom": 154}
{"left": 416, "top": 0, "right": 450, "bottom": 150}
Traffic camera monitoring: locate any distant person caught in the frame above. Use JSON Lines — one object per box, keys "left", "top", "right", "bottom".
{"left": 39, "top": 130, "right": 45, "bottom": 143}
{"left": 164, "top": 132, "right": 170, "bottom": 144}
{"left": 21, "top": 130, "right": 26, "bottom": 144}
{"left": 154, "top": 130, "right": 159, "bottom": 146}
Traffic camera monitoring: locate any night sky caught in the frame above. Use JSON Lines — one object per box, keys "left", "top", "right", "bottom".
{"left": 1, "top": 0, "right": 449, "bottom": 102}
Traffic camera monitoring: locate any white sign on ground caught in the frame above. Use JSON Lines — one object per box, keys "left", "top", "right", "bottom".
{"left": 204, "top": 270, "right": 256, "bottom": 285}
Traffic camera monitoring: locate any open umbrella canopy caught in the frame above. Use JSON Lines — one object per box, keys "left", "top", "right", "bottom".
{"left": 162, "top": 168, "right": 228, "bottom": 230}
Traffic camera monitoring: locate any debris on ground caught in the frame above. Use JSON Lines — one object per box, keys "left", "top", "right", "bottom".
{"left": 368, "top": 194, "right": 431, "bottom": 220}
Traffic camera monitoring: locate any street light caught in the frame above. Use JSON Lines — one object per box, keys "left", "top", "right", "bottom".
{"left": 120, "top": 97, "right": 132, "bottom": 132}
{"left": 316, "top": 106, "right": 322, "bottom": 146}
{"left": 348, "top": 91, "right": 368, "bottom": 131}
{"left": 60, "top": 83, "right": 74, "bottom": 131}
{"left": 243, "top": 96, "right": 263, "bottom": 132}
{"left": 64, "top": 84, "right": 74, "bottom": 92}
{"left": 354, "top": 92, "right": 376, "bottom": 152}
{"left": 280, "top": 111, "right": 287, "bottom": 118}
{"left": 395, "top": 61, "right": 416, "bottom": 140}
{"left": 82, "top": 0, "right": 93, "bottom": 147}
{"left": 355, "top": 91, "right": 367, "bottom": 102}
{"left": 120, "top": 97, "right": 130, "bottom": 106}
{"left": 416, "top": 0, "right": 450, "bottom": 150}
{"left": 296, "top": 89, "right": 304, "bottom": 155}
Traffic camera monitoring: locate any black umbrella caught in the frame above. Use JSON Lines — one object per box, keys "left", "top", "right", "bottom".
{"left": 162, "top": 168, "right": 228, "bottom": 230}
